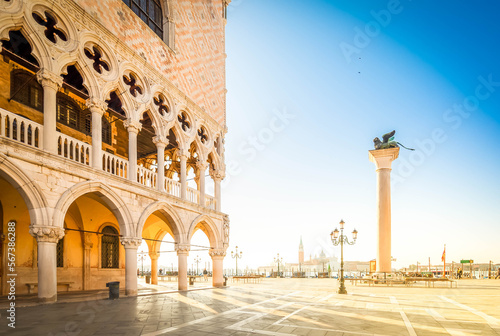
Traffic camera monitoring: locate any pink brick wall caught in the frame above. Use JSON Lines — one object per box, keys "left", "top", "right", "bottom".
{"left": 75, "top": 0, "right": 227, "bottom": 125}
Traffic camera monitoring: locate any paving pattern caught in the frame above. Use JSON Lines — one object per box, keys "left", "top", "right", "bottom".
{"left": 2, "top": 279, "right": 500, "bottom": 335}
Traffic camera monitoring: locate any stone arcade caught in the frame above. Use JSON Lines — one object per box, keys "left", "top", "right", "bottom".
{"left": 0, "top": 0, "right": 230, "bottom": 302}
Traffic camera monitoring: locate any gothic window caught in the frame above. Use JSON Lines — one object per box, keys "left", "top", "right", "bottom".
{"left": 101, "top": 226, "right": 119, "bottom": 268}
{"left": 10, "top": 70, "right": 43, "bottom": 111}
{"left": 122, "top": 0, "right": 163, "bottom": 39}
{"left": 56, "top": 238, "right": 64, "bottom": 267}
{"left": 57, "top": 96, "right": 81, "bottom": 130}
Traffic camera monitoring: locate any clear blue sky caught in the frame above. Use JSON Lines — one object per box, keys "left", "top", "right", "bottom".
{"left": 209, "top": 0, "right": 500, "bottom": 271}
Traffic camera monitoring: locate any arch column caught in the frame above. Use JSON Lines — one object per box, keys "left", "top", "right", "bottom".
{"left": 179, "top": 148, "right": 188, "bottom": 200}
{"left": 196, "top": 161, "right": 208, "bottom": 207}
{"left": 153, "top": 136, "right": 169, "bottom": 192}
{"left": 37, "top": 69, "right": 63, "bottom": 154}
{"left": 210, "top": 169, "right": 225, "bottom": 212}
{"left": 175, "top": 244, "right": 190, "bottom": 290}
{"left": 210, "top": 249, "right": 226, "bottom": 287}
{"left": 149, "top": 251, "right": 160, "bottom": 285}
{"left": 86, "top": 99, "right": 107, "bottom": 169}
{"left": 120, "top": 237, "right": 142, "bottom": 296}
{"left": 29, "top": 226, "right": 65, "bottom": 302}
{"left": 124, "top": 120, "right": 142, "bottom": 183}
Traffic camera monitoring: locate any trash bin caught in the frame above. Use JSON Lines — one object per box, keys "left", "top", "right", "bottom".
{"left": 223, "top": 276, "right": 228, "bottom": 286}
{"left": 106, "top": 281, "right": 120, "bottom": 300}
{"left": 145, "top": 275, "right": 151, "bottom": 284}
{"left": 189, "top": 276, "right": 195, "bottom": 285}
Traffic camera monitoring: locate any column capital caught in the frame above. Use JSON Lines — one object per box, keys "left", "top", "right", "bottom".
{"left": 86, "top": 98, "right": 107, "bottom": 115}
{"left": 84, "top": 233, "right": 94, "bottom": 249}
{"left": 153, "top": 136, "right": 169, "bottom": 148}
{"left": 36, "top": 68, "right": 63, "bottom": 90}
{"left": 223, "top": 215, "right": 230, "bottom": 247}
{"left": 178, "top": 147, "right": 189, "bottom": 159}
{"left": 209, "top": 249, "right": 226, "bottom": 259}
{"left": 29, "top": 225, "right": 65, "bottom": 243}
{"left": 124, "top": 119, "right": 142, "bottom": 134}
{"left": 210, "top": 168, "right": 225, "bottom": 181}
{"left": 175, "top": 244, "right": 190, "bottom": 255}
{"left": 120, "top": 237, "right": 142, "bottom": 249}
{"left": 368, "top": 147, "right": 400, "bottom": 170}
{"left": 149, "top": 252, "right": 160, "bottom": 260}
{"left": 196, "top": 160, "right": 208, "bottom": 171}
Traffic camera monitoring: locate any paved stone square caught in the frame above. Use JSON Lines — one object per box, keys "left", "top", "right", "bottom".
{"left": 2, "top": 279, "right": 500, "bottom": 335}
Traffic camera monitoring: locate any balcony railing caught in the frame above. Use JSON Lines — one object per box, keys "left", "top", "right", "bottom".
{"left": 0, "top": 108, "right": 217, "bottom": 210}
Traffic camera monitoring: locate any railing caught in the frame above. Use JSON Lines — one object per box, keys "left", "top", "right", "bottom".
{"left": 0, "top": 108, "right": 42, "bottom": 149}
{"left": 137, "top": 165, "right": 156, "bottom": 188}
{"left": 205, "top": 195, "right": 216, "bottom": 210}
{"left": 57, "top": 133, "right": 91, "bottom": 166}
{"left": 187, "top": 187, "right": 199, "bottom": 204}
{"left": 165, "top": 178, "right": 181, "bottom": 198}
{"left": 102, "top": 152, "right": 127, "bottom": 178}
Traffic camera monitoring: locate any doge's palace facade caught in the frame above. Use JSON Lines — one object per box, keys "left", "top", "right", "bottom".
{"left": 0, "top": 0, "right": 230, "bottom": 302}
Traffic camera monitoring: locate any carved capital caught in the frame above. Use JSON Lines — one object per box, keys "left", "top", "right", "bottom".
{"left": 210, "top": 169, "right": 225, "bottom": 181}
{"left": 86, "top": 98, "right": 107, "bottom": 115}
{"left": 196, "top": 160, "right": 208, "bottom": 171}
{"left": 153, "top": 136, "right": 169, "bottom": 148}
{"left": 175, "top": 244, "right": 190, "bottom": 255}
{"left": 209, "top": 249, "right": 226, "bottom": 258}
{"left": 120, "top": 237, "right": 142, "bottom": 249}
{"left": 223, "top": 215, "right": 230, "bottom": 247}
{"left": 124, "top": 119, "right": 142, "bottom": 134}
{"left": 29, "top": 226, "right": 65, "bottom": 243}
{"left": 178, "top": 148, "right": 189, "bottom": 159}
{"left": 36, "top": 69, "right": 63, "bottom": 90}
{"left": 84, "top": 233, "right": 94, "bottom": 249}
{"left": 149, "top": 252, "right": 160, "bottom": 260}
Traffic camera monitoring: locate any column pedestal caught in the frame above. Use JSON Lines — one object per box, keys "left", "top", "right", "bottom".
{"left": 29, "top": 226, "right": 65, "bottom": 302}
{"left": 121, "top": 237, "right": 142, "bottom": 296}
{"left": 368, "top": 147, "right": 399, "bottom": 274}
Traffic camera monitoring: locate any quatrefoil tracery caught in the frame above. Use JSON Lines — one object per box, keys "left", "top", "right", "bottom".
{"left": 122, "top": 73, "right": 143, "bottom": 97}
{"left": 32, "top": 11, "right": 67, "bottom": 44}
{"left": 84, "top": 46, "right": 110, "bottom": 74}
{"left": 178, "top": 113, "right": 190, "bottom": 132}
{"left": 198, "top": 127, "right": 208, "bottom": 144}
{"left": 153, "top": 94, "right": 169, "bottom": 116}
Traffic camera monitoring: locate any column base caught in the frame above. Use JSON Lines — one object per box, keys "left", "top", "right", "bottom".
{"left": 38, "top": 294, "right": 57, "bottom": 303}
{"left": 125, "top": 289, "right": 138, "bottom": 296}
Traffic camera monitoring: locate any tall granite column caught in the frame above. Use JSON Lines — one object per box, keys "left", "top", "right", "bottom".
{"left": 368, "top": 147, "right": 399, "bottom": 274}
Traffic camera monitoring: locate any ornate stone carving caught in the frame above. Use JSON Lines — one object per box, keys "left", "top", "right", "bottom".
{"left": 86, "top": 98, "right": 107, "bottom": 114}
{"left": 120, "top": 237, "right": 142, "bottom": 248}
{"left": 36, "top": 68, "right": 63, "bottom": 90}
{"left": 209, "top": 249, "right": 226, "bottom": 258}
{"left": 152, "top": 136, "right": 169, "bottom": 148}
{"left": 29, "top": 226, "right": 65, "bottom": 243}
{"left": 175, "top": 244, "right": 190, "bottom": 254}
{"left": 210, "top": 169, "right": 225, "bottom": 181}
{"left": 223, "top": 215, "right": 230, "bottom": 247}
{"left": 196, "top": 160, "right": 208, "bottom": 171}
{"left": 123, "top": 119, "right": 142, "bottom": 134}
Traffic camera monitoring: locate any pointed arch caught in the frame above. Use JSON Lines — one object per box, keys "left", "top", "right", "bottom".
{"left": 0, "top": 153, "right": 49, "bottom": 226}
{"left": 187, "top": 214, "right": 221, "bottom": 249}
{"left": 53, "top": 181, "right": 133, "bottom": 237}
{"left": 137, "top": 201, "right": 185, "bottom": 244}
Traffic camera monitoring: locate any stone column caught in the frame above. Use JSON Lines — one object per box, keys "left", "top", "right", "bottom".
{"left": 86, "top": 99, "right": 107, "bottom": 169}
{"left": 83, "top": 233, "right": 93, "bottom": 290}
{"left": 153, "top": 136, "right": 168, "bottom": 192}
{"left": 368, "top": 147, "right": 399, "bottom": 274}
{"left": 149, "top": 251, "right": 159, "bottom": 285}
{"left": 179, "top": 148, "right": 188, "bottom": 200}
{"left": 210, "top": 249, "right": 226, "bottom": 287}
{"left": 210, "top": 169, "right": 225, "bottom": 212}
{"left": 120, "top": 237, "right": 142, "bottom": 296}
{"left": 196, "top": 160, "right": 208, "bottom": 207}
{"left": 37, "top": 69, "right": 63, "bottom": 154}
{"left": 29, "top": 226, "right": 65, "bottom": 302}
{"left": 124, "top": 120, "right": 142, "bottom": 183}
{"left": 176, "top": 244, "right": 190, "bottom": 290}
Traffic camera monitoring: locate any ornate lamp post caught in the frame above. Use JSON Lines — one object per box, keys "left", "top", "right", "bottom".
{"left": 274, "top": 253, "right": 284, "bottom": 278}
{"left": 138, "top": 250, "right": 146, "bottom": 277}
{"left": 331, "top": 219, "right": 358, "bottom": 294}
{"left": 231, "top": 246, "right": 243, "bottom": 276}
{"left": 194, "top": 255, "right": 201, "bottom": 275}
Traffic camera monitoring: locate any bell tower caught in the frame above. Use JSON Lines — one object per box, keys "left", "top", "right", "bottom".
{"left": 299, "top": 236, "right": 304, "bottom": 264}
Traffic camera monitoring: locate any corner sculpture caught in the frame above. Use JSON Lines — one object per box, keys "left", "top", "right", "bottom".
{"left": 373, "top": 130, "right": 414, "bottom": 150}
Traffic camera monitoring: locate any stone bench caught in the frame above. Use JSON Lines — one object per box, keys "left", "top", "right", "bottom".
{"left": 25, "top": 282, "right": 74, "bottom": 294}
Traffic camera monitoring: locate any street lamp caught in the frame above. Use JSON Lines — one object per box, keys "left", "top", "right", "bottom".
{"left": 274, "top": 253, "right": 284, "bottom": 278}
{"left": 138, "top": 250, "right": 146, "bottom": 277}
{"left": 231, "top": 246, "right": 243, "bottom": 276}
{"left": 330, "top": 219, "right": 358, "bottom": 294}
{"left": 194, "top": 255, "right": 201, "bottom": 275}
